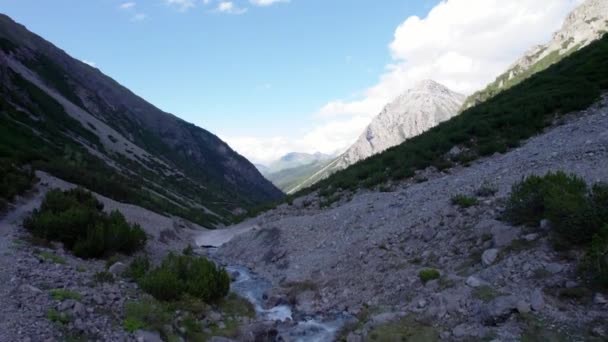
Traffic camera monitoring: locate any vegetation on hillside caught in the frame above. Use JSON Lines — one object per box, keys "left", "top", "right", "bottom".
{"left": 504, "top": 172, "right": 608, "bottom": 288}
{"left": 294, "top": 35, "right": 608, "bottom": 201}
{"left": 0, "top": 161, "right": 36, "bottom": 211}
{"left": 23, "top": 188, "right": 146, "bottom": 259}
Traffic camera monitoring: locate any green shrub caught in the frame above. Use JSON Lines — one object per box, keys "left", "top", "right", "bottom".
{"left": 419, "top": 269, "right": 440, "bottom": 283}
{"left": 504, "top": 172, "right": 607, "bottom": 246}
{"left": 24, "top": 188, "right": 146, "bottom": 259}
{"left": 94, "top": 271, "right": 115, "bottom": 284}
{"left": 504, "top": 172, "right": 587, "bottom": 227}
{"left": 583, "top": 225, "right": 608, "bottom": 288}
{"left": 125, "top": 255, "right": 150, "bottom": 280}
{"left": 451, "top": 194, "right": 479, "bottom": 208}
{"left": 182, "top": 244, "right": 194, "bottom": 256}
{"left": 139, "top": 253, "right": 230, "bottom": 302}
{"left": 47, "top": 308, "right": 71, "bottom": 325}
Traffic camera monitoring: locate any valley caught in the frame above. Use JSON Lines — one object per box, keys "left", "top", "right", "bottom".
{"left": 1, "top": 0, "right": 608, "bottom": 341}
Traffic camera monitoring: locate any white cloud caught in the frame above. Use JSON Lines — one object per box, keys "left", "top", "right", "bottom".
{"left": 226, "top": 0, "right": 584, "bottom": 163}
{"left": 216, "top": 1, "right": 247, "bottom": 14}
{"left": 166, "top": 0, "right": 196, "bottom": 11}
{"left": 131, "top": 13, "right": 148, "bottom": 22}
{"left": 249, "top": 0, "right": 289, "bottom": 6}
{"left": 119, "top": 2, "right": 136, "bottom": 10}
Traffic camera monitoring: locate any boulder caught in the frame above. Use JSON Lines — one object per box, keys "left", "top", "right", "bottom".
{"left": 593, "top": 293, "right": 607, "bottom": 305}
{"left": 481, "top": 296, "right": 517, "bottom": 325}
{"left": 466, "top": 276, "right": 483, "bottom": 288}
{"left": 482, "top": 249, "right": 499, "bottom": 266}
{"left": 516, "top": 300, "right": 531, "bottom": 314}
{"left": 135, "top": 330, "right": 163, "bottom": 342}
{"left": 108, "top": 262, "right": 127, "bottom": 276}
{"left": 530, "top": 289, "right": 545, "bottom": 311}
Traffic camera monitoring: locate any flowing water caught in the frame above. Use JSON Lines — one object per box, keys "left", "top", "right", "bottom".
{"left": 197, "top": 243, "right": 351, "bottom": 342}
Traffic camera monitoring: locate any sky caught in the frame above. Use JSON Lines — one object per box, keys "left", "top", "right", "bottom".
{"left": 0, "top": 0, "right": 583, "bottom": 164}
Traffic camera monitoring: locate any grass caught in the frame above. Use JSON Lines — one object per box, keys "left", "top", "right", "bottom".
{"left": 50, "top": 289, "right": 82, "bottom": 301}
{"left": 451, "top": 194, "right": 479, "bottom": 208}
{"left": 47, "top": 309, "right": 71, "bottom": 325}
{"left": 419, "top": 269, "right": 441, "bottom": 283}
{"left": 37, "top": 251, "right": 67, "bottom": 264}
{"left": 472, "top": 285, "right": 502, "bottom": 303}
{"left": 365, "top": 316, "right": 440, "bottom": 342}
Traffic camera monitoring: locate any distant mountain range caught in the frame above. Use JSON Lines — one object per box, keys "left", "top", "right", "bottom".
{"left": 256, "top": 152, "right": 334, "bottom": 192}
{"left": 0, "top": 14, "right": 282, "bottom": 227}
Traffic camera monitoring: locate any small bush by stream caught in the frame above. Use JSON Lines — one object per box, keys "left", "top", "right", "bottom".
{"left": 23, "top": 188, "right": 147, "bottom": 259}
{"left": 138, "top": 253, "right": 230, "bottom": 302}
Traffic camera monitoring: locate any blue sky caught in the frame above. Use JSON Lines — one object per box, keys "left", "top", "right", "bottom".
{"left": 0, "top": 0, "right": 580, "bottom": 163}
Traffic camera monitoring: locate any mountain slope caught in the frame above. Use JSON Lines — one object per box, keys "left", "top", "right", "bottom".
{"left": 295, "top": 34, "right": 608, "bottom": 199}
{"left": 0, "top": 14, "right": 282, "bottom": 226}
{"left": 463, "top": 0, "right": 608, "bottom": 109}
{"left": 290, "top": 80, "right": 464, "bottom": 193}
{"left": 265, "top": 158, "right": 334, "bottom": 193}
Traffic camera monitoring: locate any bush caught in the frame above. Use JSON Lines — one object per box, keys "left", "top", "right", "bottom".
{"left": 23, "top": 188, "right": 146, "bottom": 259}
{"left": 583, "top": 225, "right": 608, "bottom": 288}
{"left": 125, "top": 255, "right": 151, "bottom": 281}
{"left": 504, "top": 172, "right": 607, "bottom": 246}
{"left": 419, "top": 269, "right": 440, "bottom": 283}
{"left": 503, "top": 172, "right": 587, "bottom": 227}
{"left": 451, "top": 194, "right": 479, "bottom": 208}
{"left": 139, "top": 253, "right": 230, "bottom": 303}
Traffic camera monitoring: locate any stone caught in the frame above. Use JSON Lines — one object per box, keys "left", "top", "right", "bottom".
{"left": 565, "top": 280, "right": 579, "bottom": 288}
{"left": 72, "top": 302, "right": 86, "bottom": 317}
{"left": 593, "top": 293, "right": 607, "bottom": 305}
{"left": 545, "top": 263, "right": 563, "bottom": 274}
{"left": 422, "top": 228, "right": 436, "bottom": 242}
{"left": 452, "top": 324, "right": 467, "bottom": 338}
{"left": 491, "top": 226, "right": 520, "bottom": 247}
{"left": 208, "top": 337, "right": 236, "bottom": 342}
{"left": 530, "top": 289, "right": 545, "bottom": 311}
{"left": 19, "top": 284, "right": 42, "bottom": 293}
{"left": 482, "top": 249, "right": 499, "bottom": 266}
{"left": 346, "top": 332, "right": 364, "bottom": 342}
{"left": 466, "top": 276, "right": 483, "bottom": 288}
{"left": 523, "top": 233, "right": 539, "bottom": 241}
{"left": 108, "top": 262, "right": 127, "bottom": 276}
{"left": 516, "top": 300, "right": 531, "bottom": 314}
{"left": 481, "top": 296, "right": 517, "bottom": 325}
{"left": 92, "top": 294, "right": 104, "bottom": 305}
{"left": 135, "top": 330, "right": 163, "bottom": 342}
{"left": 539, "top": 219, "right": 552, "bottom": 231}
{"left": 417, "top": 299, "right": 427, "bottom": 308}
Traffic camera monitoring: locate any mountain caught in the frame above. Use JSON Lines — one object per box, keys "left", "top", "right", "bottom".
{"left": 262, "top": 152, "right": 333, "bottom": 175}
{"left": 0, "top": 14, "right": 282, "bottom": 226}
{"left": 289, "top": 80, "right": 465, "bottom": 193}
{"left": 464, "top": 0, "right": 608, "bottom": 109}
{"left": 257, "top": 152, "right": 334, "bottom": 193}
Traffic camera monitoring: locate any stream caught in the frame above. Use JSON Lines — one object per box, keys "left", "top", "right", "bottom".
{"left": 197, "top": 247, "right": 351, "bottom": 342}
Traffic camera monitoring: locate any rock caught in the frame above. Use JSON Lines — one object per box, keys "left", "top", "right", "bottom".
{"left": 346, "top": 332, "right": 364, "bottom": 342}
{"left": 530, "top": 289, "right": 545, "bottom": 311}
{"left": 452, "top": 324, "right": 467, "bottom": 338}
{"left": 59, "top": 299, "right": 76, "bottom": 312}
{"left": 491, "top": 226, "right": 520, "bottom": 247}
{"left": 565, "top": 280, "right": 579, "bottom": 289}
{"left": 466, "top": 276, "right": 483, "bottom": 288}
{"left": 108, "top": 262, "right": 127, "bottom": 276}
{"left": 482, "top": 249, "right": 499, "bottom": 266}
{"left": 92, "top": 294, "right": 104, "bottom": 305}
{"left": 208, "top": 337, "right": 236, "bottom": 342}
{"left": 295, "top": 290, "right": 317, "bottom": 313}
{"left": 481, "top": 296, "right": 517, "bottom": 325}
{"left": 516, "top": 300, "right": 531, "bottom": 314}
{"left": 135, "top": 330, "right": 163, "bottom": 342}
{"left": 417, "top": 299, "right": 427, "bottom": 308}
{"left": 545, "top": 263, "right": 563, "bottom": 274}
{"left": 19, "top": 284, "right": 42, "bottom": 293}
{"left": 371, "top": 312, "right": 400, "bottom": 325}
{"left": 591, "top": 325, "right": 608, "bottom": 338}
{"left": 208, "top": 311, "right": 222, "bottom": 322}
{"left": 523, "top": 233, "right": 539, "bottom": 241}
{"left": 240, "top": 322, "right": 279, "bottom": 342}
{"left": 539, "top": 219, "right": 552, "bottom": 231}
{"left": 593, "top": 293, "right": 607, "bottom": 305}
{"left": 422, "top": 228, "right": 436, "bottom": 242}
{"left": 72, "top": 302, "right": 86, "bottom": 317}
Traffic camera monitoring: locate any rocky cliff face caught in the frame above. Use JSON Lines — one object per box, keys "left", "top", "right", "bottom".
{"left": 464, "top": 0, "right": 608, "bottom": 108}
{"left": 289, "top": 81, "right": 464, "bottom": 193}
{"left": 337, "top": 80, "right": 465, "bottom": 168}
{"left": 0, "top": 14, "right": 282, "bottom": 225}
